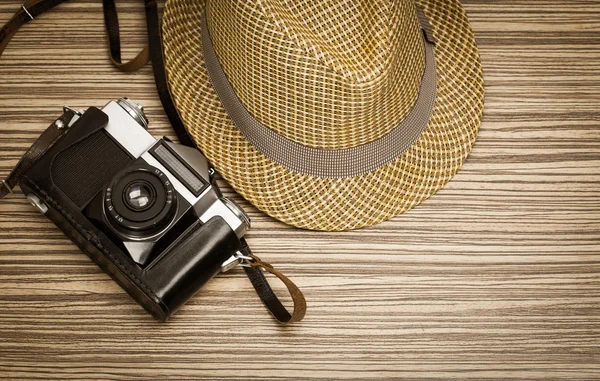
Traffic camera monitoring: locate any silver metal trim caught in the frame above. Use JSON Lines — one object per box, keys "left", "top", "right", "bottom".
{"left": 2, "top": 180, "right": 13, "bottom": 194}
{"left": 63, "top": 106, "right": 84, "bottom": 116}
{"left": 26, "top": 194, "right": 48, "bottom": 214}
{"left": 102, "top": 101, "right": 157, "bottom": 158}
{"left": 116, "top": 98, "right": 149, "bottom": 130}
{"left": 220, "top": 255, "right": 241, "bottom": 273}
{"left": 221, "top": 251, "right": 255, "bottom": 273}
{"left": 222, "top": 198, "right": 251, "bottom": 230}
{"left": 54, "top": 119, "right": 66, "bottom": 129}
{"left": 21, "top": 5, "right": 34, "bottom": 21}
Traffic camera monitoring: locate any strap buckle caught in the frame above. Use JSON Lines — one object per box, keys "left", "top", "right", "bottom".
{"left": 237, "top": 254, "right": 256, "bottom": 268}
{"left": 21, "top": 4, "right": 34, "bottom": 21}
{"left": 59, "top": 106, "right": 84, "bottom": 129}
{"left": 63, "top": 106, "right": 84, "bottom": 116}
{"left": 221, "top": 251, "right": 256, "bottom": 273}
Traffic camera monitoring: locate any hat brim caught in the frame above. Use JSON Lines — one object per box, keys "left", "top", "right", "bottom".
{"left": 162, "top": 0, "right": 484, "bottom": 231}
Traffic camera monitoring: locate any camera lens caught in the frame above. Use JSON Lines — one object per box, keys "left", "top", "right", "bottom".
{"left": 124, "top": 181, "right": 155, "bottom": 211}
{"left": 105, "top": 165, "right": 177, "bottom": 235}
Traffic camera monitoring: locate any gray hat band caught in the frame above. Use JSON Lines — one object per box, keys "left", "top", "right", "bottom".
{"left": 201, "top": 7, "right": 437, "bottom": 178}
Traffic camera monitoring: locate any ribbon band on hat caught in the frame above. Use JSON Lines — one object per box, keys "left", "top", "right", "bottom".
{"left": 201, "top": 7, "right": 438, "bottom": 178}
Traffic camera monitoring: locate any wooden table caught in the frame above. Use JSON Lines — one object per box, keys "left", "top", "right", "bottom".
{"left": 0, "top": 1, "right": 598, "bottom": 380}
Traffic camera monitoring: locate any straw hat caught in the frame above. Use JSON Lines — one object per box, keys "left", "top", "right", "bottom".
{"left": 161, "top": 0, "right": 484, "bottom": 231}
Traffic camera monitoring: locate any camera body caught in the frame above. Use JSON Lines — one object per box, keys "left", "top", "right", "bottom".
{"left": 19, "top": 99, "right": 250, "bottom": 321}
{"left": 80, "top": 99, "right": 249, "bottom": 266}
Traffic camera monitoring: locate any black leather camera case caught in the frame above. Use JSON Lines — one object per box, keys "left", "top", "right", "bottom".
{"left": 19, "top": 108, "right": 242, "bottom": 321}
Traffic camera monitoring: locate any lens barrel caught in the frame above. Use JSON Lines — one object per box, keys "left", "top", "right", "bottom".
{"left": 105, "top": 165, "right": 177, "bottom": 235}
{"left": 125, "top": 182, "right": 155, "bottom": 211}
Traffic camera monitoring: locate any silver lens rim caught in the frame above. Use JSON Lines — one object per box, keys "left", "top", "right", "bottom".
{"left": 222, "top": 198, "right": 251, "bottom": 230}
{"left": 116, "top": 98, "right": 149, "bottom": 130}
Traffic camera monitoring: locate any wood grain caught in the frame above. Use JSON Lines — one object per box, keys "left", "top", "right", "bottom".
{"left": 0, "top": 0, "right": 599, "bottom": 380}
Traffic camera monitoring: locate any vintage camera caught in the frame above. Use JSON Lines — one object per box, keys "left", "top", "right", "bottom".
{"left": 19, "top": 99, "right": 250, "bottom": 320}
{"left": 80, "top": 99, "right": 250, "bottom": 266}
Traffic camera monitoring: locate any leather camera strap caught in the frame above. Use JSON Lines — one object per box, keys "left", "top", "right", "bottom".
{"left": 109, "top": 0, "right": 196, "bottom": 148}
{"left": 103, "top": 0, "right": 150, "bottom": 72}
{"left": 0, "top": 0, "right": 306, "bottom": 325}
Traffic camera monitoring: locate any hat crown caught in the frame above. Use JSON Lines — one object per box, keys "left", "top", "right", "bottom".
{"left": 255, "top": 0, "right": 396, "bottom": 83}
{"left": 206, "top": 0, "right": 426, "bottom": 149}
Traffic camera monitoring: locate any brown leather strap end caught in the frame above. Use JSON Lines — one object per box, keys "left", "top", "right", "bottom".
{"left": 240, "top": 240, "right": 306, "bottom": 325}
{"left": 246, "top": 254, "right": 307, "bottom": 324}
{"left": 102, "top": 0, "right": 151, "bottom": 72}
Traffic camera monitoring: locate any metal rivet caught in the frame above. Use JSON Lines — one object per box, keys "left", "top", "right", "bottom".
{"left": 54, "top": 119, "right": 65, "bottom": 129}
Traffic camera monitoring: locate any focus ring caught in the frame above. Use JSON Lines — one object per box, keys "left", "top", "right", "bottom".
{"left": 105, "top": 165, "right": 176, "bottom": 234}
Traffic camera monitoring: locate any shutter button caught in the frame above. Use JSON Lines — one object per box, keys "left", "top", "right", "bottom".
{"left": 27, "top": 194, "right": 48, "bottom": 214}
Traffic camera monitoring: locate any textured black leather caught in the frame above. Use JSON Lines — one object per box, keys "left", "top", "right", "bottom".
{"left": 20, "top": 183, "right": 241, "bottom": 321}
{"left": 16, "top": 107, "right": 242, "bottom": 321}
{"left": 19, "top": 185, "right": 170, "bottom": 319}
{"left": 22, "top": 175, "right": 242, "bottom": 321}
{"left": 0, "top": 110, "right": 74, "bottom": 198}
{"left": 147, "top": 218, "right": 241, "bottom": 314}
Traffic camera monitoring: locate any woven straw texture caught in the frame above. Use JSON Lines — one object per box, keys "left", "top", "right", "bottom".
{"left": 162, "top": 0, "right": 484, "bottom": 231}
